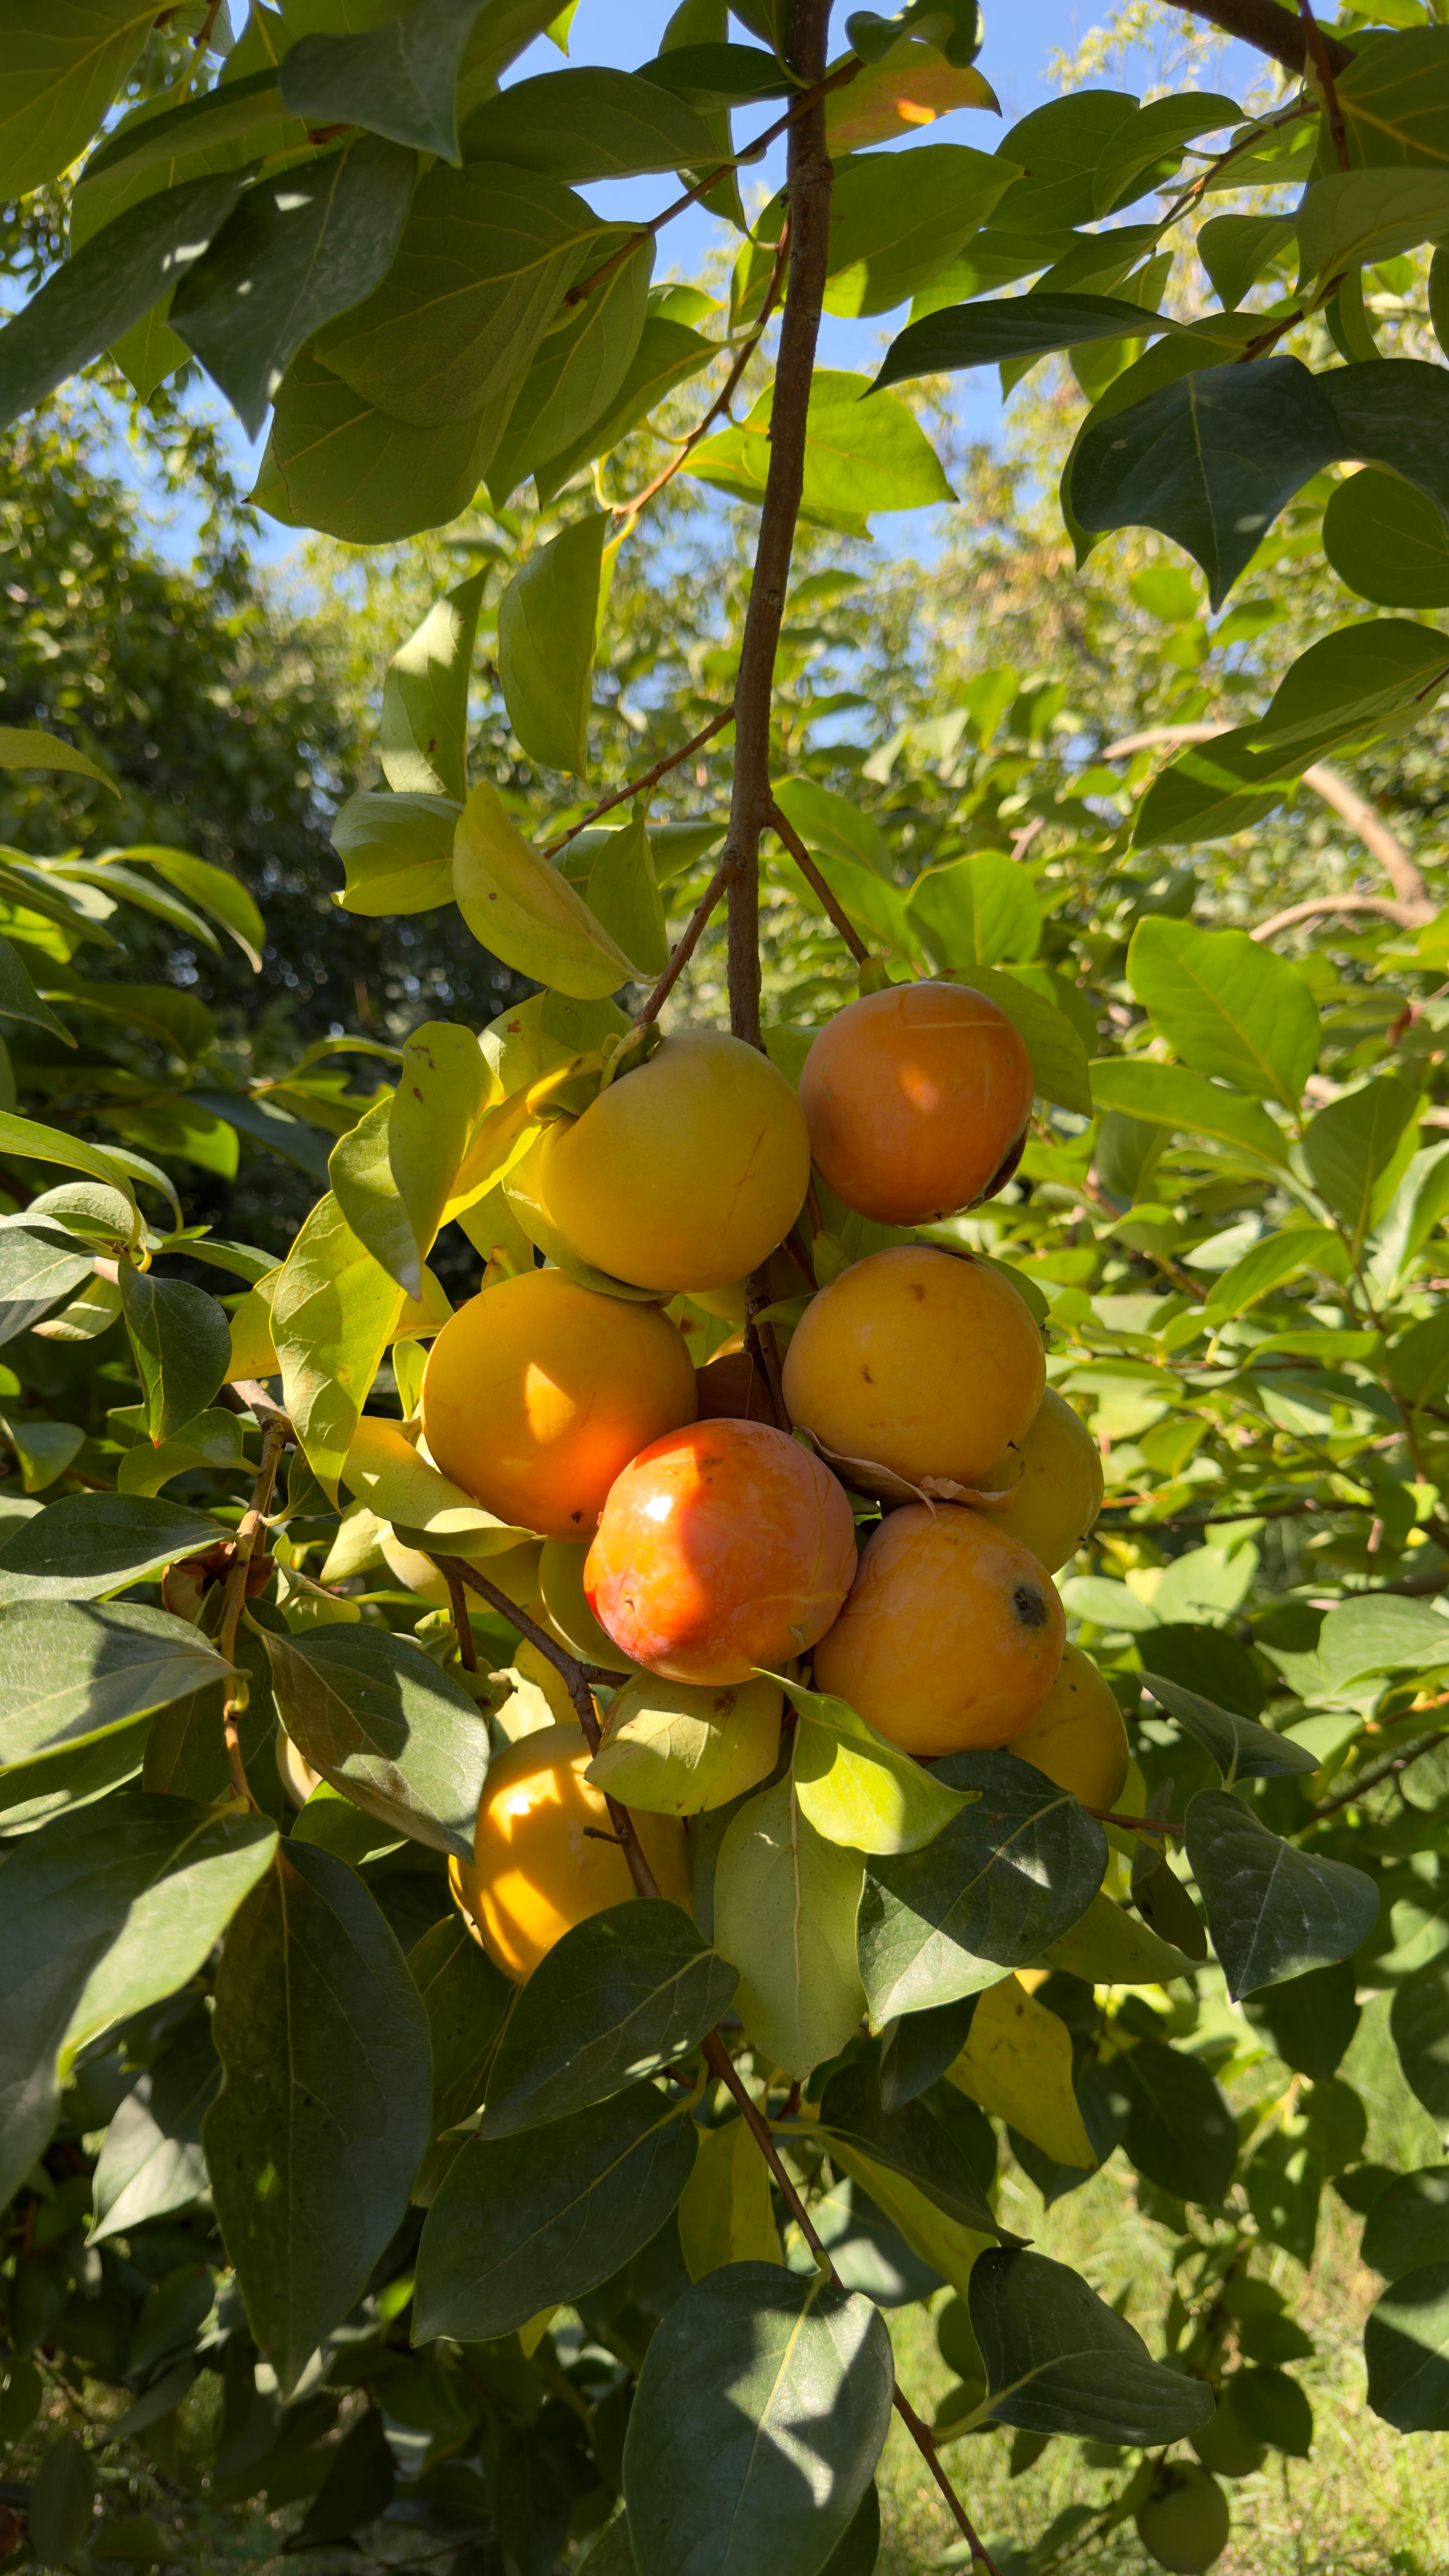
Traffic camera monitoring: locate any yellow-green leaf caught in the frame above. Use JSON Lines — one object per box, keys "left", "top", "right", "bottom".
{"left": 785, "top": 1675, "right": 972, "bottom": 1857}
{"left": 341, "top": 1413, "right": 526, "bottom": 1549}
{"left": 497, "top": 513, "right": 606, "bottom": 776}
{"left": 452, "top": 782, "right": 643, "bottom": 997}
{"left": 271, "top": 1191, "right": 403, "bottom": 1503}
{"left": 677, "top": 2117, "right": 783, "bottom": 2279}
{"left": 946, "top": 1975, "right": 1096, "bottom": 2168}
{"left": 388, "top": 1020, "right": 492, "bottom": 1292}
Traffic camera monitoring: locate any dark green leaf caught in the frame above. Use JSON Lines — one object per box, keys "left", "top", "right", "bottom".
{"left": 875, "top": 292, "right": 1178, "bottom": 391}
{"left": 462, "top": 65, "right": 715, "bottom": 177}
{"left": 143, "top": 1610, "right": 277, "bottom": 1805}
{"left": 1242, "top": 1960, "right": 1360, "bottom": 2082}
{"left": 0, "top": 1793, "right": 276, "bottom": 2207}
{"left": 0, "top": 1599, "right": 231, "bottom": 1769}
{"left": 481, "top": 1898, "right": 737, "bottom": 2138}
{"left": 171, "top": 137, "right": 417, "bottom": 438}
{"left": 970, "top": 2248, "right": 1214, "bottom": 2441}
{"left": 253, "top": 1623, "right": 491, "bottom": 1863}
{"left": 534, "top": 312, "right": 715, "bottom": 502}
{"left": 1197, "top": 210, "right": 1297, "bottom": 309}
{"left": 818, "top": 2061, "right": 1006, "bottom": 2240}
{"left": 408, "top": 1914, "right": 513, "bottom": 2206}
{"left": 119, "top": 1264, "right": 231, "bottom": 1445}
{"left": 1247, "top": 615, "right": 1449, "bottom": 760}
{"left": 90, "top": 2018, "right": 219, "bottom": 2242}
{"left": 1363, "top": 2170, "right": 1449, "bottom": 2281}
{"left": 1247, "top": 2126, "right": 1324, "bottom": 2265}
{"left": 29, "top": 2433, "right": 95, "bottom": 2567}
{"left": 1235, "top": 2365, "right": 1312, "bottom": 2456}
{"left": 1391, "top": 1962, "right": 1449, "bottom": 2124}
{"left": 1185, "top": 1789, "right": 1380, "bottom": 1999}
{"left": 0, "top": 1224, "right": 98, "bottom": 1342}
{"left": 857, "top": 1749, "right": 1107, "bottom": 2023}
{"left": 820, "top": 2484, "right": 880, "bottom": 2576}
{"left": 878, "top": 1993, "right": 981, "bottom": 2112}
{"left": 1367, "top": 2263, "right": 1449, "bottom": 2431}
{"left": 484, "top": 234, "right": 653, "bottom": 503}
{"left": 622, "top": 2264, "right": 893, "bottom": 2576}
{"left": 80, "top": 65, "right": 286, "bottom": 182}
{"left": 0, "top": 169, "right": 251, "bottom": 435}
{"left": 1074, "top": 357, "right": 1344, "bottom": 610}
{"left": 414, "top": 2080, "right": 697, "bottom": 2341}
{"left": 1120, "top": 2037, "right": 1239, "bottom": 2207}
{"left": 0, "top": 934, "right": 74, "bottom": 1043}
{"left": 1302, "top": 1076, "right": 1422, "bottom": 1255}
{"left": 1323, "top": 466, "right": 1449, "bottom": 611}
{"left": 1127, "top": 915, "right": 1319, "bottom": 1111}
{"left": 1140, "top": 1673, "right": 1318, "bottom": 1783}
{"left": 1299, "top": 166, "right": 1449, "bottom": 282}
{"left": 280, "top": 0, "right": 506, "bottom": 163}
{"left": 498, "top": 512, "right": 606, "bottom": 775}
{"left": 205, "top": 1841, "right": 431, "bottom": 2396}
{"left": 1091, "top": 92, "right": 1241, "bottom": 217}
{"left": 991, "top": 91, "right": 1140, "bottom": 234}
{"left": 285, "top": 2405, "right": 394, "bottom": 2551}
{"left": 639, "top": 42, "right": 791, "bottom": 107}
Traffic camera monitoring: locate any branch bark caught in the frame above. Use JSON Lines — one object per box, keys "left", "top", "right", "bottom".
{"left": 1177, "top": 0, "right": 1354, "bottom": 75}
{"left": 768, "top": 801, "right": 871, "bottom": 965}
{"left": 541, "top": 706, "right": 734, "bottom": 858}
{"left": 722, "top": 0, "right": 835, "bottom": 1049}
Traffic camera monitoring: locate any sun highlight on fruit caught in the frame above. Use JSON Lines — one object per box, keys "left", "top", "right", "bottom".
{"left": 981, "top": 1385, "right": 1104, "bottom": 1573}
{"left": 812, "top": 1501, "right": 1064, "bottom": 1756}
{"left": 535, "top": 1029, "right": 811, "bottom": 1290}
{"left": 1008, "top": 1641, "right": 1129, "bottom": 1807}
{"left": 781, "top": 1244, "right": 1044, "bottom": 1492}
{"left": 420, "top": 1268, "right": 697, "bottom": 1542}
{"left": 585, "top": 1418, "right": 857, "bottom": 1685}
{"left": 800, "top": 980, "right": 1033, "bottom": 1225}
{"left": 452, "top": 1722, "right": 690, "bottom": 1981}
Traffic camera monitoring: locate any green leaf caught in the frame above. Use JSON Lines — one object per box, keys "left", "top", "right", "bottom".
{"left": 0, "top": 1224, "right": 98, "bottom": 1342}
{"left": 1316, "top": 1595, "right": 1449, "bottom": 1693}
{"left": 1203, "top": 1226, "right": 1344, "bottom": 1323}
{"left": 118, "top": 846, "right": 266, "bottom": 973}
{"left": 119, "top": 1264, "right": 231, "bottom": 1445}
{"left": 141, "top": 1612, "right": 277, "bottom": 1807}
{"left": 1390, "top": 1962, "right": 1449, "bottom": 2128}
{"left": 1091, "top": 91, "right": 1241, "bottom": 217}
{"left": 817, "top": 2061, "right": 1004, "bottom": 2239}
{"left": 1243, "top": 1959, "right": 1360, "bottom": 2083}
{"left": 907, "top": 851, "right": 1040, "bottom": 970}
{"left": 685, "top": 368, "right": 954, "bottom": 540}
{"left": 407, "top": 1912, "right": 513, "bottom": 2207}
{"left": 824, "top": 142, "right": 1018, "bottom": 319}
{"left": 714, "top": 1775, "right": 866, "bottom": 2079}
{"left": 381, "top": 576, "right": 484, "bottom": 804}
{"left": 3, "top": 1416, "right": 85, "bottom": 1493}
{"left": 0, "top": 1792, "right": 276, "bottom": 2208}
{"left": 640, "top": 39, "right": 790, "bottom": 106}
{"left": 875, "top": 289, "right": 1177, "bottom": 391}
{"left": 271, "top": 1190, "right": 403, "bottom": 1503}
{"left": 1298, "top": 166, "right": 1449, "bottom": 283}
{"left": 341, "top": 1411, "right": 523, "bottom": 1547}
{"left": 316, "top": 160, "right": 594, "bottom": 426}
{"left": 205, "top": 1841, "right": 431, "bottom": 2397}
{"left": 1127, "top": 916, "right": 1319, "bottom": 1112}
{"left": 461, "top": 64, "right": 716, "bottom": 177}
{"left": 787, "top": 1675, "right": 974, "bottom": 1856}
{"left": 79, "top": 63, "right": 286, "bottom": 181}
{"left": 970, "top": 2248, "right": 1214, "bottom": 2441}
{"left": 278, "top": 0, "right": 531, "bottom": 161}
{"left": 90, "top": 2017, "right": 218, "bottom": 2242}
{"left": 485, "top": 231, "right": 653, "bottom": 504}
{"left": 1042, "top": 1889, "right": 1198, "bottom": 1986}
{"left": 0, "top": 934, "right": 74, "bottom": 1043}
{"left": 1366, "top": 2263, "right": 1449, "bottom": 2431}
{"left": 413, "top": 2079, "right": 697, "bottom": 2340}
{"left": 383, "top": 1020, "right": 492, "bottom": 1294}
{"left": 1118, "top": 2035, "right": 1240, "bottom": 2205}
{"left": 0, "top": 726, "right": 117, "bottom": 791}
{"left": 498, "top": 513, "right": 606, "bottom": 775}
{"left": 1302, "top": 1075, "right": 1422, "bottom": 1250}
{"left": 1087, "top": 1059, "right": 1291, "bottom": 1166}
{"left": 622, "top": 2265, "right": 893, "bottom": 2576}
{"left": 1363, "top": 2170, "right": 1449, "bottom": 2282}
{"left": 254, "top": 347, "right": 509, "bottom": 546}
{"left": 1197, "top": 211, "right": 1297, "bottom": 311}
{"left": 28, "top": 2434, "right": 95, "bottom": 2567}
{"left": 1140, "top": 1673, "right": 1317, "bottom": 1782}
{"left": 254, "top": 1622, "right": 490, "bottom": 1862}
{"left": 1325, "top": 356, "right": 1449, "bottom": 522}
{"left": 0, "top": 1109, "right": 138, "bottom": 1200}
{"left": 331, "top": 789, "right": 460, "bottom": 916}
{"left": 1323, "top": 466, "right": 1449, "bottom": 611}
{"left": 991, "top": 89, "right": 1141, "bottom": 234}
{"left": 1247, "top": 616, "right": 1449, "bottom": 760}
{"left": 0, "top": 0, "right": 157, "bottom": 198}
{"left": 857, "top": 1748, "right": 1107, "bottom": 2024}
{"left": 0, "top": 1493, "right": 223, "bottom": 1604}
{"left": 585, "top": 808, "right": 670, "bottom": 980}
{"left": 1335, "top": 24, "right": 1449, "bottom": 169}
{"left": 480, "top": 1898, "right": 738, "bottom": 2137}
{"left": 0, "top": 168, "right": 251, "bottom": 436}
{"left": 1185, "top": 1788, "right": 1380, "bottom": 1999}
{"left": 534, "top": 312, "right": 715, "bottom": 502}
{"left": 1074, "top": 355, "right": 1344, "bottom": 611}
{"left": 0, "top": 1601, "right": 231, "bottom": 1771}
{"left": 170, "top": 138, "right": 417, "bottom": 439}
{"left": 928, "top": 964, "right": 1092, "bottom": 1118}
{"left": 453, "top": 780, "right": 643, "bottom": 993}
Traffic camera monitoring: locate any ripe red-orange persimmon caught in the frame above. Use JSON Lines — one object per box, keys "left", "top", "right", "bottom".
{"left": 800, "top": 980, "right": 1033, "bottom": 1225}
{"left": 812, "top": 1501, "right": 1064, "bottom": 1756}
{"left": 585, "top": 1419, "right": 857, "bottom": 1685}
{"left": 420, "top": 1268, "right": 697, "bottom": 1542}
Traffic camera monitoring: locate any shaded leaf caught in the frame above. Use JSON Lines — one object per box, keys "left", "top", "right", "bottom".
{"left": 270, "top": 1190, "right": 403, "bottom": 1502}
{"left": 0, "top": 1224, "right": 100, "bottom": 1343}
{"left": 970, "top": 2247, "right": 1214, "bottom": 2440}
{"left": 714, "top": 1775, "right": 866, "bottom": 2079}
{"left": 407, "top": 1913, "right": 513, "bottom": 2207}
{"left": 119, "top": 1263, "right": 231, "bottom": 1444}
{"left": 818, "top": 2061, "right": 1005, "bottom": 2240}
{"left": 253, "top": 347, "right": 509, "bottom": 546}
{"left": 1119, "top": 2036, "right": 1239, "bottom": 2206}
{"left": 876, "top": 289, "right": 1176, "bottom": 389}
{"left": 0, "top": 1600, "right": 231, "bottom": 1770}
{"left": 462, "top": 64, "right": 716, "bottom": 178}
{"left": 1362, "top": 2170, "right": 1449, "bottom": 2282}
{"left": 381, "top": 576, "right": 485, "bottom": 804}
{"left": 90, "top": 2017, "right": 219, "bottom": 2242}
{"left": 0, "top": 1492, "right": 223, "bottom": 1604}
{"left": 825, "top": 141, "right": 1017, "bottom": 319}
{"left": 1303, "top": 1076, "right": 1421, "bottom": 1255}
{"left": 332, "top": 789, "right": 459, "bottom": 916}
{"left": 1185, "top": 1789, "right": 1380, "bottom": 1998}
{"left": 1366, "top": 2262, "right": 1449, "bottom": 2431}
{"left": 1140, "top": 1672, "right": 1318, "bottom": 1784}
{"left": 255, "top": 1622, "right": 490, "bottom": 1863}
{"left": 498, "top": 513, "right": 606, "bottom": 776}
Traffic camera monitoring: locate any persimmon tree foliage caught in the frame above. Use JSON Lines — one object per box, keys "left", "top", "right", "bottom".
{"left": 8, "top": 2, "right": 1449, "bottom": 2573}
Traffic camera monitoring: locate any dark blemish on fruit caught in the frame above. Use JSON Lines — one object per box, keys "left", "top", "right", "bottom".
{"left": 1014, "top": 1586, "right": 1048, "bottom": 1628}
{"left": 909, "top": 1283, "right": 925, "bottom": 1301}
{"left": 861, "top": 1365, "right": 874, "bottom": 1383}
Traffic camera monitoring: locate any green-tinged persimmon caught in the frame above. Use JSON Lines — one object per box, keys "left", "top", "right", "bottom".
{"left": 981, "top": 1386, "right": 1104, "bottom": 1573}
{"left": 1008, "top": 1641, "right": 1129, "bottom": 1808}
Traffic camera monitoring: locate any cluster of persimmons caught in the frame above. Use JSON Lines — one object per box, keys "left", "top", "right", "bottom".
{"left": 404, "top": 984, "right": 1124, "bottom": 1984}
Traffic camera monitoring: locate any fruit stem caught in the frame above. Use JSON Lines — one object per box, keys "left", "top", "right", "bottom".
{"left": 215, "top": 1410, "right": 289, "bottom": 1810}
{"left": 445, "top": 1570, "right": 478, "bottom": 1671}
{"left": 767, "top": 802, "right": 871, "bottom": 966}
{"left": 721, "top": 0, "right": 835, "bottom": 1050}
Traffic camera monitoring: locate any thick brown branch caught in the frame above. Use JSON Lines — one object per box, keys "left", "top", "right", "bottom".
{"left": 767, "top": 802, "right": 871, "bottom": 965}
{"left": 1298, "top": 0, "right": 1350, "bottom": 164}
{"left": 723, "top": 0, "right": 835, "bottom": 1048}
{"left": 541, "top": 707, "right": 734, "bottom": 858}
{"left": 1177, "top": 0, "right": 1354, "bottom": 75}
{"left": 1253, "top": 891, "right": 1432, "bottom": 939}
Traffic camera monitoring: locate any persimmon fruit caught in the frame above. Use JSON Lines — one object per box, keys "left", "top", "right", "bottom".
{"left": 451, "top": 1722, "right": 689, "bottom": 1982}
{"left": 811, "top": 1501, "right": 1064, "bottom": 1756}
{"left": 420, "top": 1268, "right": 697, "bottom": 1543}
{"left": 800, "top": 981, "right": 1033, "bottom": 1226}
{"left": 781, "top": 1244, "right": 1044, "bottom": 1491}
{"left": 1008, "top": 1642, "right": 1129, "bottom": 1808}
{"left": 982, "top": 1386, "right": 1104, "bottom": 1573}
{"left": 535, "top": 1030, "right": 810, "bottom": 1291}
{"left": 585, "top": 1418, "right": 857, "bottom": 1685}
{"left": 1135, "top": 2468, "right": 1230, "bottom": 2574}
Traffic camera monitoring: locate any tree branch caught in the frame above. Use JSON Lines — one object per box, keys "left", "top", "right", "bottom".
{"left": 1176, "top": 0, "right": 1354, "bottom": 75}
{"left": 540, "top": 707, "right": 735, "bottom": 858}
{"left": 635, "top": 860, "right": 731, "bottom": 1027}
{"left": 722, "top": 0, "right": 835, "bottom": 1049}
{"left": 1298, "top": 0, "right": 1350, "bottom": 164}
{"left": 216, "top": 1413, "right": 288, "bottom": 1809}
{"left": 767, "top": 801, "right": 871, "bottom": 965}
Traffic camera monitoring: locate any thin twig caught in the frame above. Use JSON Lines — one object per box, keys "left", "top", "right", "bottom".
{"left": 563, "top": 60, "right": 862, "bottom": 311}
{"left": 215, "top": 1415, "right": 288, "bottom": 1809}
{"left": 635, "top": 860, "right": 731, "bottom": 1027}
{"left": 428, "top": 1552, "right": 597, "bottom": 1736}
{"left": 1086, "top": 1807, "right": 1186, "bottom": 1835}
{"left": 1311, "top": 1730, "right": 1444, "bottom": 1819}
{"left": 446, "top": 1571, "right": 477, "bottom": 1672}
{"left": 612, "top": 218, "right": 793, "bottom": 529}
{"left": 540, "top": 706, "right": 735, "bottom": 858}
{"left": 767, "top": 801, "right": 870, "bottom": 965}
{"left": 1298, "top": 0, "right": 1351, "bottom": 168}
